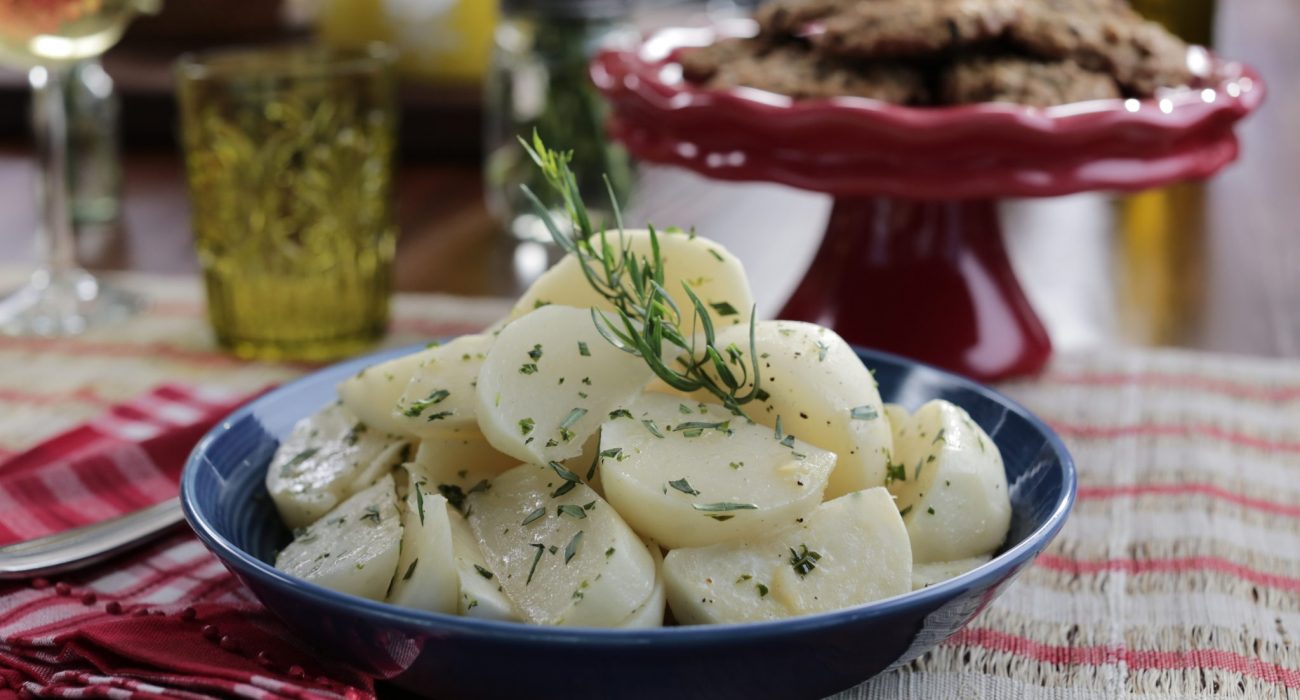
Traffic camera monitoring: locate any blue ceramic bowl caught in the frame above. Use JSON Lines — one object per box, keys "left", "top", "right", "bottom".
{"left": 182, "top": 345, "right": 1075, "bottom": 700}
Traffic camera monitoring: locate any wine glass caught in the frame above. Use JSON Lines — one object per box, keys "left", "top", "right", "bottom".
{"left": 0, "top": 0, "right": 159, "bottom": 336}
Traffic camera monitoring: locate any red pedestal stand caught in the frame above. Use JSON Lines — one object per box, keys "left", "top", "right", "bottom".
{"left": 593, "top": 21, "right": 1263, "bottom": 380}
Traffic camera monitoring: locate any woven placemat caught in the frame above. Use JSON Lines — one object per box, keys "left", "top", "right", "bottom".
{"left": 1, "top": 271, "right": 1296, "bottom": 698}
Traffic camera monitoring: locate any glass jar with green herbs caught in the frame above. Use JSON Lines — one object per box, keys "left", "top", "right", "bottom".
{"left": 484, "top": 0, "right": 643, "bottom": 243}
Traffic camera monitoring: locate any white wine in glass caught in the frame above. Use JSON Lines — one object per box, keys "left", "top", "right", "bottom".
{"left": 0, "top": 0, "right": 159, "bottom": 336}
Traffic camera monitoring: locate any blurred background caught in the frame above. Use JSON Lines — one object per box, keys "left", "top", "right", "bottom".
{"left": 0, "top": 0, "right": 1295, "bottom": 359}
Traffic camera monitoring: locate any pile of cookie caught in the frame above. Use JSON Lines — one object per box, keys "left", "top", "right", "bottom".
{"left": 679, "top": 0, "right": 1196, "bottom": 107}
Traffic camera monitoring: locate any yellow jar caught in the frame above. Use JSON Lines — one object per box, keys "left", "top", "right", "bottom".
{"left": 177, "top": 45, "right": 398, "bottom": 362}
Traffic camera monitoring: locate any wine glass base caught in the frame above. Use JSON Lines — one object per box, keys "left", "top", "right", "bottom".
{"left": 0, "top": 268, "right": 141, "bottom": 337}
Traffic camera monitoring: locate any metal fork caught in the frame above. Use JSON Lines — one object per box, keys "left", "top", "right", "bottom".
{"left": 0, "top": 498, "right": 186, "bottom": 579}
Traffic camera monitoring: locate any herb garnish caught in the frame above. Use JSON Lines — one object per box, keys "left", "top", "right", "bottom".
{"left": 361, "top": 505, "right": 382, "bottom": 524}
{"left": 402, "top": 389, "right": 450, "bottom": 418}
{"left": 279, "top": 447, "right": 320, "bottom": 476}
{"left": 522, "top": 506, "right": 547, "bottom": 526}
{"left": 564, "top": 531, "right": 584, "bottom": 564}
{"left": 558, "top": 504, "right": 588, "bottom": 519}
{"left": 519, "top": 134, "right": 763, "bottom": 416}
{"left": 415, "top": 484, "right": 426, "bottom": 525}
{"left": 519, "top": 363, "right": 539, "bottom": 375}
{"left": 526, "top": 543, "right": 545, "bottom": 585}
{"left": 668, "top": 478, "right": 700, "bottom": 496}
{"left": 528, "top": 344, "right": 544, "bottom": 361}
{"left": 402, "top": 559, "right": 418, "bottom": 581}
{"left": 788, "top": 544, "right": 822, "bottom": 578}
{"left": 609, "top": 409, "right": 633, "bottom": 420}
{"left": 474, "top": 564, "right": 495, "bottom": 580}
{"left": 642, "top": 419, "right": 665, "bottom": 438}
{"left": 709, "top": 301, "right": 739, "bottom": 317}
{"left": 899, "top": 505, "right": 914, "bottom": 517}
{"left": 692, "top": 502, "right": 757, "bottom": 512}
{"left": 519, "top": 417, "right": 535, "bottom": 435}
{"left": 577, "top": 341, "right": 590, "bottom": 356}
{"left": 756, "top": 583, "right": 769, "bottom": 597}
{"left": 885, "top": 462, "right": 906, "bottom": 485}
{"left": 849, "top": 405, "right": 878, "bottom": 421}
{"left": 559, "top": 407, "right": 588, "bottom": 431}
{"left": 344, "top": 422, "right": 367, "bottom": 446}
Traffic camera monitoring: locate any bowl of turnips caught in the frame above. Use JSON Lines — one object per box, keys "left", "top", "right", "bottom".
{"left": 182, "top": 137, "right": 1077, "bottom": 700}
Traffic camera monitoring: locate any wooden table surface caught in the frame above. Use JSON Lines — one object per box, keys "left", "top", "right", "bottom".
{"left": 1, "top": 0, "right": 1297, "bottom": 362}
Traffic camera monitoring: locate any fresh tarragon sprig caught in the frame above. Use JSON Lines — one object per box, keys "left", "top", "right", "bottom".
{"left": 517, "top": 132, "right": 762, "bottom": 416}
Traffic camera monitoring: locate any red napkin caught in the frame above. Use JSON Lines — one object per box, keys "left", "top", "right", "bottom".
{"left": 0, "top": 385, "right": 376, "bottom": 700}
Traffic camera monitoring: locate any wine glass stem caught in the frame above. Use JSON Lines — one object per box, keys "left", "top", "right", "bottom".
{"left": 30, "top": 65, "right": 77, "bottom": 278}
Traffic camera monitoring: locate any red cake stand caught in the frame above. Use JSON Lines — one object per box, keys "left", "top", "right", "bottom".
{"left": 591, "top": 21, "right": 1264, "bottom": 380}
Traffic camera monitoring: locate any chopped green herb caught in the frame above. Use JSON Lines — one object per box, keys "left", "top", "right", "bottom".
{"left": 559, "top": 407, "right": 588, "bottom": 430}
{"left": 605, "top": 547, "right": 616, "bottom": 558}
{"left": 474, "top": 564, "right": 495, "bottom": 580}
{"left": 816, "top": 341, "right": 830, "bottom": 362}
{"left": 578, "top": 341, "right": 590, "bottom": 356}
{"left": 519, "top": 417, "right": 535, "bottom": 435}
{"left": 533, "top": 299, "right": 551, "bottom": 309}
{"left": 668, "top": 478, "right": 700, "bottom": 496}
{"left": 526, "top": 543, "right": 545, "bottom": 585}
{"left": 528, "top": 344, "right": 544, "bottom": 361}
{"left": 519, "top": 363, "right": 539, "bottom": 375}
{"left": 609, "top": 409, "right": 634, "bottom": 420}
{"left": 279, "top": 447, "right": 320, "bottom": 477}
{"left": 552, "top": 481, "right": 577, "bottom": 498}
{"left": 402, "top": 389, "right": 450, "bottom": 418}
{"left": 558, "top": 504, "right": 587, "bottom": 519}
{"left": 708, "top": 248, "right": 725, "bottom": 262}
{"left": 756, "top": 583, "right": 769, "bottom": 597}
{"left": 708, "top": 514, "right": 734, "bottom": 521}
{"left": 849, "top": 405, "right": 879, "bottom": 421}
{"left": 343, "top": 422, "right": 367, "bottom": 446}
{"left": 361, "top": 505, "right": 382, "bottom": 524}
{"left": 564, "top": 530, "right": 584, "bottom": 564}
{"left": 425, "top": 411, "right": 453, "bottom": 422}
{"left": 522, "top": 506, "right": 547, "bottom": 526}
{"left": 885, "top": 462, "right": 906, "bottom": 485}
{"left": 671, "top": 420, "right": 733, "bottom": 436}
{"left": 729, "top": 461, "right": 743, "bottom": 470}
{"left": 679, "top": 403, "right": 694, "bottom": 414}
{"left": 914, "top": 459, "right": 925, "bottom": 481}
{"left": 788, "top": 544, "right": 822, "bottom": 578}
{"left": 438, "top": 484, "right": 468, "bottom": 512}
{"left": 927, "top": 506, "right": 936, "bottom": 515}
{"left": 736, "top": 574, "right": 752, "bottom": 583}
{"left": 415, "top": 484, "right": 426, "bottom": 525}
{"left": 642, "top": 419, "right": 665, "bottom": 438}
{"left": 900, "top": 505, "right": 914, "bottom": 517}
{"left": 402, "top": 559, "right": 419, "bottom": 581}
{"left": 774, "top": 415, "right": 784, "bottom": 441}
{"left": 709, "top": 301, "right": 739, "bottom": 317}
{"left": 600, "top": 447, "right": 623, "bottom": 460}
{"left": 779, "top": 434, "right": 795, "bottom": 448}
{"left": 692, "top": 502, "right": 758, "bottom": 513}
{"left": 933, "top": 428, "right": 947, "bottom": 445}
{"left": 754, "top": 388, "right": 771, "bottom": 402}
{"left": 549, "top": 461, "right": 582, "bottom": 484}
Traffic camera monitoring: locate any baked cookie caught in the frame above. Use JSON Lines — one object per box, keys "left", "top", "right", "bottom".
{"left": 941, "top": 55, "right": 1122, "bottom": 106}
{"left": 680, "top": 39, "right": 929, "bottom": 104}
{"left": 1006, "top": 0, "right": 1192, "bottom": 95}
{"left": 811, "top": 0, "right": 1020, "bottom": 58}
{"left": 756, "top": 0, "right": 865, "bottom": 36}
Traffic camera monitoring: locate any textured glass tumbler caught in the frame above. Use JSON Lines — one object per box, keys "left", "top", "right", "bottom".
{"left": 177, "top": 45, "right": 398, "bottom": 362}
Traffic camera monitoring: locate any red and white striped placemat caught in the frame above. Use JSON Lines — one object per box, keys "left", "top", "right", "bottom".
{"left": 1, "top": 272, "right": 1297, "bottom": 698}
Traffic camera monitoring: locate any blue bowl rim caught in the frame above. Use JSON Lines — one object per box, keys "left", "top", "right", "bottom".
{"left": 181, "top": 342, "right": 1076, "bottom": 647}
